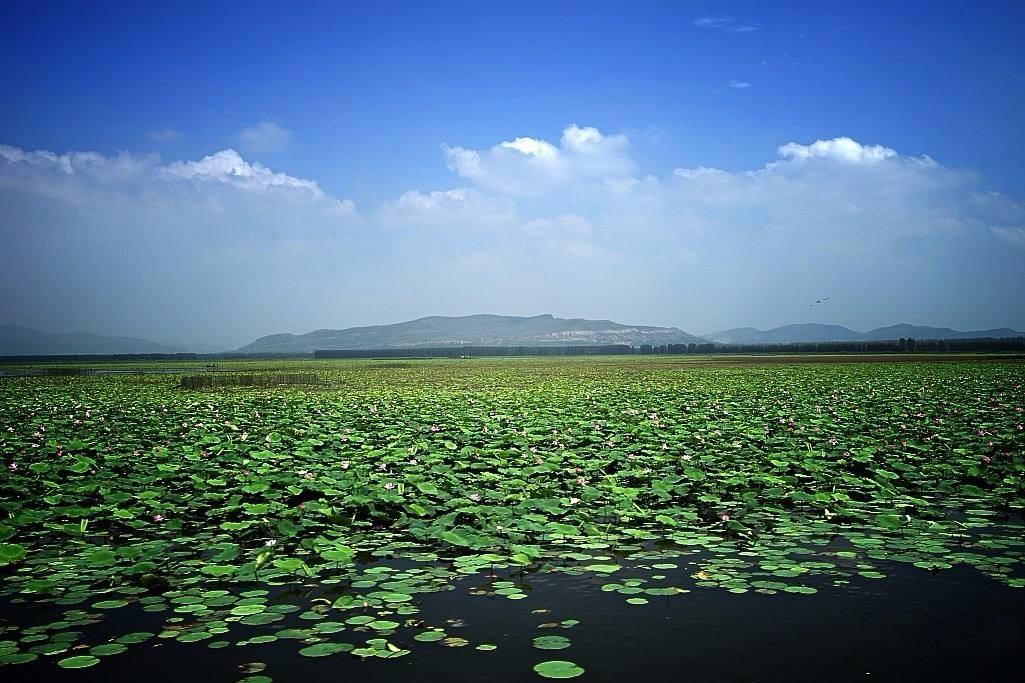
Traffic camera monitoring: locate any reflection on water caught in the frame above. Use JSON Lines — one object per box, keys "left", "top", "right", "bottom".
{"left": 2, "top": 553, "right": 1023, "bottom": 683}
{"left": 0, "top": 367, "right": 222, "bottom": 378}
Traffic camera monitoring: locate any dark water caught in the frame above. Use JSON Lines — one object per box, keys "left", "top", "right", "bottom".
{"left": 3, "top": 559, "right": 1023, "bottom": 683}
{"left": 0, "top": 367, "right": 219, "bottom": 378}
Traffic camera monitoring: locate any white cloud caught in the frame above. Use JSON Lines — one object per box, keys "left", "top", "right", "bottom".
{"left": 522, "top": 213, "right": 593, "bottom": 237}
{"left": 0, "top": 144, "right": 156, "bottom": 179}
{"left": 991, "top": 226, "right": 1025, "bottom": 248}
{"left": 443, "top": 124, "right": 633, "bottom": 195}
{"left": 377, "top": 187, "right": 516, "bottom": 229}
{"left": 435, "top": 127, "right": 1024, "bottom": 327}
{"left": 500, "top": 137, "right": 558, "bottom": 158}
{"left": 161, "top": 149, "right": 357, "bottom": 216}
{"left": 164, "top": 149, "right": 319, "bottom": 194}
{"left": 968, "top": 190, "right": 1025, "bottom": 224}
{"left": 521, "top": 213, "right": 608, "bottom": 261}
{"left": 694, "top": 16, "right": 730, "bottom": 28}
{"left": 0, "top": 144, "right": 359, "bottom": 225}
{"left": 694, "top": 16, "right": 759, "bottom": 33}
{"left": 729, "top": 80, "right": 751, "bottom": 89}
{"left": 2, "top": 127, "right": 1024, "bottom": 343}
{"left": 149, "top": 128, "right": 183, "bottom": 142}
{"left": 235, "top": 121, "right": 291, "bottom": 153}
{"left": 0, "top": 143, "right": 361, "bottom": 345}
{"left": 776, "top": 137, "right": 897, "bottom": 164}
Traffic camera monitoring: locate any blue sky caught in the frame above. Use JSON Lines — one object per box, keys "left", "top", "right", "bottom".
{"left": 2, "top": 1, "right": 1024, "bottom": 347}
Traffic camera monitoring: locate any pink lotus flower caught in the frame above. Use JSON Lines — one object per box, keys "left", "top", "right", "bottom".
{"left": 720, "top": 512, "right": 730, "bottom": 522}
{"left": 153, "top": 514, "right": 164, "bottom": 522}
{"left": 468, "top": 493, "right": 481, "bottom": 502}
{"left": 8, "top": 462, "right": 17, "bottom": 471}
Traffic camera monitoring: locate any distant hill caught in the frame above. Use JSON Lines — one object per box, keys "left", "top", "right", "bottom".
{"left": 706, "top": 324, "right": 861, "bottom": 344}
{"left": 704, "top": 322, "right": 1024, "bottom": 344}
{"left": 860, "top": 324, "right": 1023, "bottom": 341}
{"left": 0, "top": 325, "right": 186, "bottom": 355}
{"left": 239, "top": 314, "right": 707, "bottom": 353}
{"left": 177, "top": 343, "right": 231, "bottom": 354}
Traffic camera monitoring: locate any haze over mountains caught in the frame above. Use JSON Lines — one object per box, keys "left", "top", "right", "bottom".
{"left": 1, "top": 317, "right": 1022, "bottom": 356}
{"left": 0, "top": 325, "right": 227, "bottom": 356}
{"left": 238, "top": 314, "right": 706, "bottom": 354}
{"left": 0, "top": 325, "right": 187, "bottom": 356}
{"left": 702, "top": 323, "right": 1024, "bottom": 344}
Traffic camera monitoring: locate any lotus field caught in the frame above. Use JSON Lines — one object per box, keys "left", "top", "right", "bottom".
{"left": 1, "top": 357, "right": 1024, "bottom": 680}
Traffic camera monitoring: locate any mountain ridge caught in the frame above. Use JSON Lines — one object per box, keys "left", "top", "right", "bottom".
{"left": 238, "top": 314, "right": 706, "bottom": 353}
{"left": 704, "top": 322, "right": 1024, "bottom": 344}
{"left": 2, "top": 318, "right": 1022, "bottom": 356}
{"left": 0, "top": 325, "right": 187, "bottom": 356}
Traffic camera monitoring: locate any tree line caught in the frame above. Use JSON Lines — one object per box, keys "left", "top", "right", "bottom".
{"left": 314, "top": 336, "right": 1025, "bottom": 358}
{"left": 3, "top": 337, "right": 1023, "bottom": 364}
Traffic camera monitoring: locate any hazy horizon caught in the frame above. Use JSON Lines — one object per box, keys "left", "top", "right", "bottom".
{"left": 3, "top": 312, "right": 1023, "bottom": 353}
{"left": 3, "top": 2, "right": 1024, "bottom": 348}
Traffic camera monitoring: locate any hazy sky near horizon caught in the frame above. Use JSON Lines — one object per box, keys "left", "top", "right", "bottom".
{"left": 2, "top": 1, "right": 1024, "bottom": 348}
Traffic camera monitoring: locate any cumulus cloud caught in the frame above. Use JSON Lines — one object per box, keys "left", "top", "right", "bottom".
{"left": 377, "top": 187, "right": 516, "bottom": 229}
{"left": 443, "top": 124, "right": 633, "bottom": 195}
{"left": 235, "top": 121, "right": 291, "bottom": 153}
{"left": 435, "top": 128, "right": 1024, "bottom": 330}
{"left": 165, "top": 150, "right": 318, "bottom": 194}
{"left": 0, "top": 144, "right": 156, "bottom": 179}
{"left": 521, "top": 213, "right": 610, "bottom": 261}
{"left": 2, "top": 127, "right": 1024, "bottom": 346}
{"left": 0, "top": 143, "right": 357, "bottom": 221}
{"left": 776, "top": 137, "right": 898, "bottom": 163}
{"left": 0, "top": 144, "right": 361, "bottom": 346}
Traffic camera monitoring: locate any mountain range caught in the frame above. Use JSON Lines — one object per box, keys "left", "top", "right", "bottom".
{"left": 0, "top": 325, "right": 188, "bottom": 356}
{"left": 1, "top": 317, "right": 1022, "bottom": 356}
{"left": 703, "top": 323, "right": 1023, "bottom": 344}
{"left": 238, "top": 314, "right": 705, "bottom": 353}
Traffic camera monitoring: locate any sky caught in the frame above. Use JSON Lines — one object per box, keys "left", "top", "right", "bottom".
{"left": 1, "top": 0, "right": 1024, "bottom": 348}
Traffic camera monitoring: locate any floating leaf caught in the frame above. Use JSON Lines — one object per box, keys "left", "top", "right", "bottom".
{"left": 534, "top": 660, "right": 585, "bottom": 679}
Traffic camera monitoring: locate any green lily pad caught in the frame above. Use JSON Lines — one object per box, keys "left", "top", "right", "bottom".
{"left": 534, "top": 660, "right": 585, "bottom": 679}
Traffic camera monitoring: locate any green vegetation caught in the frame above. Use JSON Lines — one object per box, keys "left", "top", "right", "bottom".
{"left": 0, "top": 357, "right": 1023, "bottom": 678}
